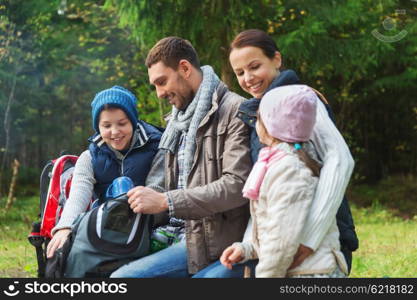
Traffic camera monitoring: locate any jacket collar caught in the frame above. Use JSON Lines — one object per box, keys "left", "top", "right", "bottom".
{"left": 239, "top": 69, "right": 301, "bottom": 116}
{"left": 198, "top": 81, "right": 227, "bottom": 129}
{"left": 263, "top": 69, "right": 300, "bottom": 96}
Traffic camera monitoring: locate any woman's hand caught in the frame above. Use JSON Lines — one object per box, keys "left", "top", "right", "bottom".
{"left": 220, "top": 244, "right": 244, "bottom": 270}
{"left": 289, "top": 244, "right": 314, "bottom": 269}
{"left": 46, "top": 228, "right": 71, "bottom": 259}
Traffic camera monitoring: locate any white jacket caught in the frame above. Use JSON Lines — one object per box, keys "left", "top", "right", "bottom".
{"left": 301, "top": 100, "right": 354, "bottom": 250}
{"left": 239, "top": 142, "right": 348, "bottom": 277}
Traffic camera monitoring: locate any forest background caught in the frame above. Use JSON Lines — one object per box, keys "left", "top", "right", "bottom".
{"left": 0, "top": 0, "right": 416, "bottom": 277}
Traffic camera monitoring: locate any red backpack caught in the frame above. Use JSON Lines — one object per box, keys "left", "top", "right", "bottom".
{"left": 28, "top": 154, "right": 92, "bottom": 277}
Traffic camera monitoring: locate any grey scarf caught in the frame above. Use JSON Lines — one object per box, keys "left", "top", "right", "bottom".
{"left": 159, "top": 65, "right": 220, "bottom": 185}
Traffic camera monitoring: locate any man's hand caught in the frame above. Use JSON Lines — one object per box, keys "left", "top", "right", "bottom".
{"left": 290, "top": 244, "right": 314, "bottom": 269}
{"left": 127, "top": 186, "right": 168, "bottom": 214}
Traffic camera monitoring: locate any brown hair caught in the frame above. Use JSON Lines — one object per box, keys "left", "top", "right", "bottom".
{"left": 230, "top": 29, "right": 279, "bottom": 59}
{"left": 145, "top": 36, "right": 200, "bottom": 70}
{"left": 257, "top": 116, "right": 321, "bottom": 177}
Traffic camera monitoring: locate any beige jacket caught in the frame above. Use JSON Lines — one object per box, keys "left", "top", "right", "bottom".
{"left": 239, "top": 142, "right": 348, "bottom": 277}
{"left": 165, "top": 82, "right": 252, "bottom": 274}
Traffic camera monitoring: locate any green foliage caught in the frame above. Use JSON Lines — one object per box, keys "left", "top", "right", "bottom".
{"left": 347, "top": 175, "right": 417, "bottom": 219}
{"left": 106, "top": 0, "right": 278, "bottom": 84}
{"left": 1, "top": 0, "right": 416, "bottom": 191}
{"left": 107, "top": 0, "right": 417, "bottom": 183}
{"left": 0, "top": 0, "right": 164, "bottom": 191}
{"left": 1, "top": 0, "right": 416, "bottom": 279}
{"left": 266, "top": 1, "right": 417, "bottom": 182}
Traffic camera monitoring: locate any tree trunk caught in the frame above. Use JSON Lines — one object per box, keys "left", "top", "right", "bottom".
{"left": 0, "top": 70, "right": 18, "bottom": 197}
{"left": 5, "top": 159, "right": 20, "bottom": 211}
{"left": 220, "top": 62, "right": 234, "bottom": 89}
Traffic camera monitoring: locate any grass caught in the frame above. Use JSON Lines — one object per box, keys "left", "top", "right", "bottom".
{"left": 346, "top": 175, "right": 417, "bottom": 277}
{"left": 0, "top": 195, "right": 39, "bottom": 278}
{"left": 0, "top": 177, "right": 416, "bottom": 278}
{"left": 349, "top": 205, "right": 417, "bottom": 277}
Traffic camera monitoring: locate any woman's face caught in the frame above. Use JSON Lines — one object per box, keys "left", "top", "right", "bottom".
{"left": 229, "top": 46, "right": 281, "bottom": 99}
{"left": 99, "top": 108, "right": 133, "bottom": 151}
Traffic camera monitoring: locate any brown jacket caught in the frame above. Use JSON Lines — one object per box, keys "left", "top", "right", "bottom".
{"left": 165, "top": 82, "right": 252, "bottom": 274}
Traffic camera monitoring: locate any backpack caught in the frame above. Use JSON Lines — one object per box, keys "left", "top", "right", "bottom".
{"left": 63, "top": 176, "right": 152, "bottom": 278}
{"left": 28, "top": 154, "right": 88, "bottom": 278}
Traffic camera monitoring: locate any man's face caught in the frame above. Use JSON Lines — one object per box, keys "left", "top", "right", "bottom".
{"left": 148, "top": 61, "right": 194, "bottom": 110}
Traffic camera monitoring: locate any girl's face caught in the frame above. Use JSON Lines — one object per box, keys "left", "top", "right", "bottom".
{"left": 229, "top": 46, "right": 281, "bottom": 99}
{"left": 255, "top": 117, "right": 275, "bottom": 147}
{"left": 98, "top": 108, "right": 133, "bottom": 151}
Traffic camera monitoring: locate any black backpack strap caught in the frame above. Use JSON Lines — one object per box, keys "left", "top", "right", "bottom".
{"left": 44, "top": 213, "right": 86, "bottom": 279}
{"left": 337, "top": 196, "right": 359, "bottom": 274}
{"left": 28, "top": 222, "right": 46, "bottom": 278}
{"left": 39, "top": 160, "right": 53, "bottom": 218}
{"left": 44, "top": 234, "right": 73, "bottom": 279}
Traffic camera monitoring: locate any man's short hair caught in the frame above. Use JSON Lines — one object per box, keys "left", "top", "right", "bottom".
{"left": 145, "top": 36, "right": 200, "bottom": 70}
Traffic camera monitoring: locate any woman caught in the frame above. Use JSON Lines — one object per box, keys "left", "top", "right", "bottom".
{"left": 229, "top": 29, "right": 358, "bottom": 273}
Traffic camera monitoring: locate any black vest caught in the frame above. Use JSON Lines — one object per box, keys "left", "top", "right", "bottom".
{"left": 88, "top": 121, "right": 162, "bottom": 202}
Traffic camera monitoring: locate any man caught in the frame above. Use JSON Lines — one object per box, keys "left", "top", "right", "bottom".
{"left": 110, "top": 37, "right": 252, "bottom": 277}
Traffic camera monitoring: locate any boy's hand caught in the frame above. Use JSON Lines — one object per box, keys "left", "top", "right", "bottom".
{"left": 46, "top": 228, "right": 71, "bottom": 258}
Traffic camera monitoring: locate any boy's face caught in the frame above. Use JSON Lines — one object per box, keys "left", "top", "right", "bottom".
{"left": 99, "top": 108, "right": 133, "bottom": 151}
{"left": 148, "top": 61, "right": 194, "bottom": 110}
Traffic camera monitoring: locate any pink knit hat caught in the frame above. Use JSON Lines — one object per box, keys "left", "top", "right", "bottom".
{"left": 259, "top": 85, "right": 317, "bottom": 143}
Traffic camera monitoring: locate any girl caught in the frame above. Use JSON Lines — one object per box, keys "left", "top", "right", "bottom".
{"left": 229, "top": 29, "right": 357, "bottom": 272}
{"left": 221, "top": 85, "right": 347, "bottom": 277}
{"left": 46, "top": 85, "right": 162, "bottom": 258}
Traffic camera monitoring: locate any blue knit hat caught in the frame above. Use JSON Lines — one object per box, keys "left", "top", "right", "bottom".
{"left": 91, "top": 86, "right": 138, "bottom": 132}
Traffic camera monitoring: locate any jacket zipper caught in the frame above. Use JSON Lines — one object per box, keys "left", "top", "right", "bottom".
{"left": 120, "top": 136, "right": 149, "bottom": 176}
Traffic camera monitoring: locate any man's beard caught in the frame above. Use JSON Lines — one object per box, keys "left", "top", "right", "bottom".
{"left": 177, "top": 77, "right": 196, "bottom": 111}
